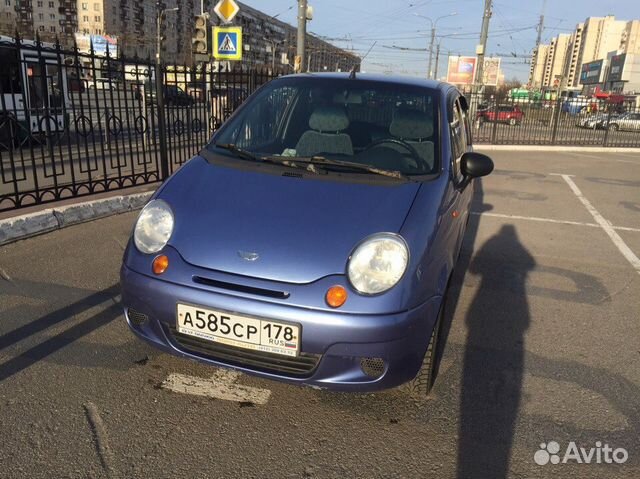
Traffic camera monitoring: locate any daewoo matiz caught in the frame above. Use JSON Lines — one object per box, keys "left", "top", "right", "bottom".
{"left": 121, "top": 73, "right": 493, "bottom": 398}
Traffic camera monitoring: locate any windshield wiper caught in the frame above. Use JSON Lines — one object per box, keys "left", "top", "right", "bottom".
{"left": 214, "top": 143, "right": 263, "bottom": 162}
{"left": 213, "top": 145, "right": 406, "bottom": 179}
{"left": 214, "top": 144, "right": 321, "bottom": 174}
{"left": 282, "top": 156, "right": 410, "bottom": 180}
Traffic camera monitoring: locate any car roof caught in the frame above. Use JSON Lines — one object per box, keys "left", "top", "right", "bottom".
{"left": 279, "top": 72, "right": 454, "bottom": 92}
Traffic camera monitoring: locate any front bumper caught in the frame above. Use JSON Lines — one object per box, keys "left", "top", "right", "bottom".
{"left": 121, "top": 265, "right": 442, "bottom": 392}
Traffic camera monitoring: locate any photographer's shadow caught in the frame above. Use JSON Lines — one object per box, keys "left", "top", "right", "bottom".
{"left": 456, "top": 223, "right": 535, "bottom": 478}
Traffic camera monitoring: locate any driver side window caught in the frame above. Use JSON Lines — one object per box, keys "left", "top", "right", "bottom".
{"left": 450, "top": 98, "right": 467, "bottom": 183}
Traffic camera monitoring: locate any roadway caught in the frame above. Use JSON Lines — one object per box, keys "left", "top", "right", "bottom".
{"left": 0, "top": 150, "right": 639, "bottom": 478}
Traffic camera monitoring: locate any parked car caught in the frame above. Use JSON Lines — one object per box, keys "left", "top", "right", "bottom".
{"left": 140, "top": 84, "right": 195, "bottom": 106}
{"left": 477, "top": 104, "right": 524, "bottom": 125}
{"left": 607, "top": 112, "right": 640, "bottom": 132}
{"left": 576, "top": 113, "right": 608, "bottom": 129}
{"left": 120, "top": 73, "right": 493, "bottom": 398}
{"left": 87, "top": 78, "right": 120, "bottom": 90}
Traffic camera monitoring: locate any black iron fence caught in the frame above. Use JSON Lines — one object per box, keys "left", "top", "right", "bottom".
{"left": 468, "top": 93, "right": 640, "bottom": 147}
{"left": 0, "top": 36, "right": 280, "bottom": 212}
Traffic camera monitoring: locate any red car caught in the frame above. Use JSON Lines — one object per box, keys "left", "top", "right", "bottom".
{"left": 477, "top": 105, "right": 524, "bottom": 126}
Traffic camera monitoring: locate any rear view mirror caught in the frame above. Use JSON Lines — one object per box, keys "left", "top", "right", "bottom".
{"left": 461, "top": 152, "right": 494, "bottom": 178}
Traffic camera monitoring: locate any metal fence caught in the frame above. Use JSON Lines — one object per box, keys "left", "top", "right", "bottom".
{"left": 468, "top": 93, "right": 640, "bottom": 147}
{"left": 0, "top": 35, "right": 280, "bottom": 212}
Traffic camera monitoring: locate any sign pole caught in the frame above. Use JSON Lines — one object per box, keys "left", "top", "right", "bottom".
{"left": 296, "top": 0, "right": 307, "bottom": 72}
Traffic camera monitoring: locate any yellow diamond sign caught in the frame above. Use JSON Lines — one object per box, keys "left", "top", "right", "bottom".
{"left": 214, "top": 0, "right": 240, "bottom": 24}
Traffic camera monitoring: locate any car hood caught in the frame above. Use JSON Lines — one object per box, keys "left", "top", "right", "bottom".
{"left": 161, "top": 156, "right": 421, "bottom": 284}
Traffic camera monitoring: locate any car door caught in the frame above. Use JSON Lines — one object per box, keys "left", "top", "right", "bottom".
{"left": 442, "top": 94, "right": 473, "bottom": 263}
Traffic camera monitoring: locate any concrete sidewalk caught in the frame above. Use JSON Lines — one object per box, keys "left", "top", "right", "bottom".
{"left": 0, "top": 186, "right": 155, "bottom": 246}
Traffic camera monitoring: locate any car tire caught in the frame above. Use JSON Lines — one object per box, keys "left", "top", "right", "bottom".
{"left": 509, "top": 117, "right": 517, "bottom": 126}
{"left": 608, "top": 124, "right": 619, "bottom": 131}
{"left": 401, "top": 303, "right": 443, "bottom": 399}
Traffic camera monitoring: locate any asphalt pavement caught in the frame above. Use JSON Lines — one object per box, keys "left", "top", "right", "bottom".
{"left": 0, "top": 150, "right": 639, "bottom": 478}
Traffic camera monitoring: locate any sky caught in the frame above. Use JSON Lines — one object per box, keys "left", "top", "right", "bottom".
{"left": 248, "top": 0, "right": 640, "bottom": 81}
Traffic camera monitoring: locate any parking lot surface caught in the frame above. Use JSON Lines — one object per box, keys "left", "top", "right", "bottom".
{"left": 0, "top": 150, "right": 639, "bottom": 478}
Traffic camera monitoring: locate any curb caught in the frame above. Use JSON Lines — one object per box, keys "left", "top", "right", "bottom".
{"left": 0, "top": 192, "right": 153, "bottom": 247}
{"left": 475, "top": 145, "right": 640, "bottom": 153}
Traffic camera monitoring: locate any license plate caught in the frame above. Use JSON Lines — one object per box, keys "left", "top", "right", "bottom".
{"left": 176, "top": 303, "right": 300, "bottom": 357}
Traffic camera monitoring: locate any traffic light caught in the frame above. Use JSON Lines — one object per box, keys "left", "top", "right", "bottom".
{"left": 192, "top": 14, "right": 208, "bottom": 54}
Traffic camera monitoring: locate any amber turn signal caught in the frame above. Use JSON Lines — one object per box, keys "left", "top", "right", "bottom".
{"left": 326, "top": 285, "right": 348, "bottom": 308}
{"left": 152, "top": 255, "right": 169, "bottom": 275}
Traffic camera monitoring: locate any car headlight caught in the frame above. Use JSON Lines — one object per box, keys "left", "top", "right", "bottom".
{"left": 348, "top": 233, "right": 409, "bottom": 295}
{"left": 133, "top": 199, "right": 174, "bottom": 254}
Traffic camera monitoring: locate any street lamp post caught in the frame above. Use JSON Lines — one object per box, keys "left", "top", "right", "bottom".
{"left": 155, "top": 4, "right": 179, "bottom": 180}
{"left": 296, "top": 0, "right": 308, "bottom": 72}
{"left": 263, "top": 37, "right": 285, "bottom": 72}
{"left": 415, "top": 12, "right": 457, "bottom": 79}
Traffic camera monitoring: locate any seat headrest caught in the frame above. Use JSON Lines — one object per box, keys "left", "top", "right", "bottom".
{"left": 309, "top": 105, "right": 350, "bottom": 132}
{"left": 390, "top": 109, "right": 433, "bottom": 140}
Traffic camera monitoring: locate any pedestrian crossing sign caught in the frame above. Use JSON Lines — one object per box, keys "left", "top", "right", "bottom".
{"left": 213, "top": 26, "right": 242, "bottom": 61}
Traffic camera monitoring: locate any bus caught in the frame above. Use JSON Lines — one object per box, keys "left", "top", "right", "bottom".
{"left": 0, "top": 36, "right": 69, "bottom": 142}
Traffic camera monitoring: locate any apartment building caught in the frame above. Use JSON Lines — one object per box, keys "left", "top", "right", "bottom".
{"left": 619, "top": 19, "right": 640, "bottom": 55}
{"left": 566, "top": 23, "right": 584, "bottom": 88}
{"left": 0, "top": 0, "right": 358, "bottom": 70}
{"left": 0, "top": 0, "right": 17, "bottom": 35}
{"left": 528, "top": 43, "right": 548, "bottom": 88}
{"left": 542, "top": 34, "right": 571, "bottom": 87}
{"left": 573, "top": 15, "right": 626, "bottom": 84}
{"left": 75, "top": 0, "right": 197, "bottom": 63}
{"left": 0, "top": 0, "right": 77, "bottom": 44}
{"left": 530, "top": 15, "right": 640, "bottom": 93}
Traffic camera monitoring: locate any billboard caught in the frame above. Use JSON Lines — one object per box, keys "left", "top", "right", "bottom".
{"left": 74, "top": 34, "right": 118, "bottom": 57}
{"left": 447, "top": 56, "right": 477, "bottom": 85}
{"left": 579, "top": 59, "right": 603, "bottom": 85}
{"left": 607, "top": 54, "right": 626, "bottom": 83}
{"left": 482, "top": 57, "right": 501, "bottom": 86}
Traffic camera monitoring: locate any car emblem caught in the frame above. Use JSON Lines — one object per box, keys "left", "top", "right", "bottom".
{"left": 238, "top": 250, "right": 260, "bottom": 262}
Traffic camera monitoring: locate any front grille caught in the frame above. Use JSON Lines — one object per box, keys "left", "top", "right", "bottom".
{"left": 192, "top": 276, "right": 289, "bottom": 299}
{"left": 167, "top": 326, "right": 320, "bottom": 377}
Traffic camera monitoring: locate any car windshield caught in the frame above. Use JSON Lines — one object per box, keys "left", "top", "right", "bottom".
{"left": 208, "top": 77, "right": 440, "bottom": 176}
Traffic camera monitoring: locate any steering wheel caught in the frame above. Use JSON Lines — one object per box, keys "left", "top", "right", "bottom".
{"left": 361, "top": 138, "right": 429, "bottom": 171}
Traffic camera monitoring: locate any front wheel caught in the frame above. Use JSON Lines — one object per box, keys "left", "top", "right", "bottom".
{"left": 401, "top": 304, "right": 443, "bottom": 399}
{"left": 509, "top": 117, "right": 517, "bottom": 126}
{"left": 608, "top": 124, "right": 619, "bottom": 131}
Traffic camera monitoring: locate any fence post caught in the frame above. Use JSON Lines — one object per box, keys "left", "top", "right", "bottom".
{"left": 155, "top": 64, "right": 170, "bottom": 180}
{"left": 104, "top": 107, "right": 110, "bottom": 147}
{"left": 602, "top": 106, "right": 612, "bottom": 147}
{"left": 550, "top": 97, "right": 562, "bottom": 145}
{"left": 491, "top": 100, "right": 498, "bottom": 144}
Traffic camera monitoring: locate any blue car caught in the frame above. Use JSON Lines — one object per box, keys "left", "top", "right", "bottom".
{"left": 121, "top": 73, "right": 493, "bottom": 397}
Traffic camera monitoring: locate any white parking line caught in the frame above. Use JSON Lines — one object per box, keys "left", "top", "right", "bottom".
{"left": 553, "top": 174, "right": 640, "bottom": 275}
{"left": 161, "top": 369, "right": 271, "bottom": 405}
{"left": 471, "top": 212, "right": 640, "bottom": 233}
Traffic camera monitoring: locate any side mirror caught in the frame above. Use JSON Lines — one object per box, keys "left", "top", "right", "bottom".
{"left": 461, "top": 152, "right": 494, "bottom": 179}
